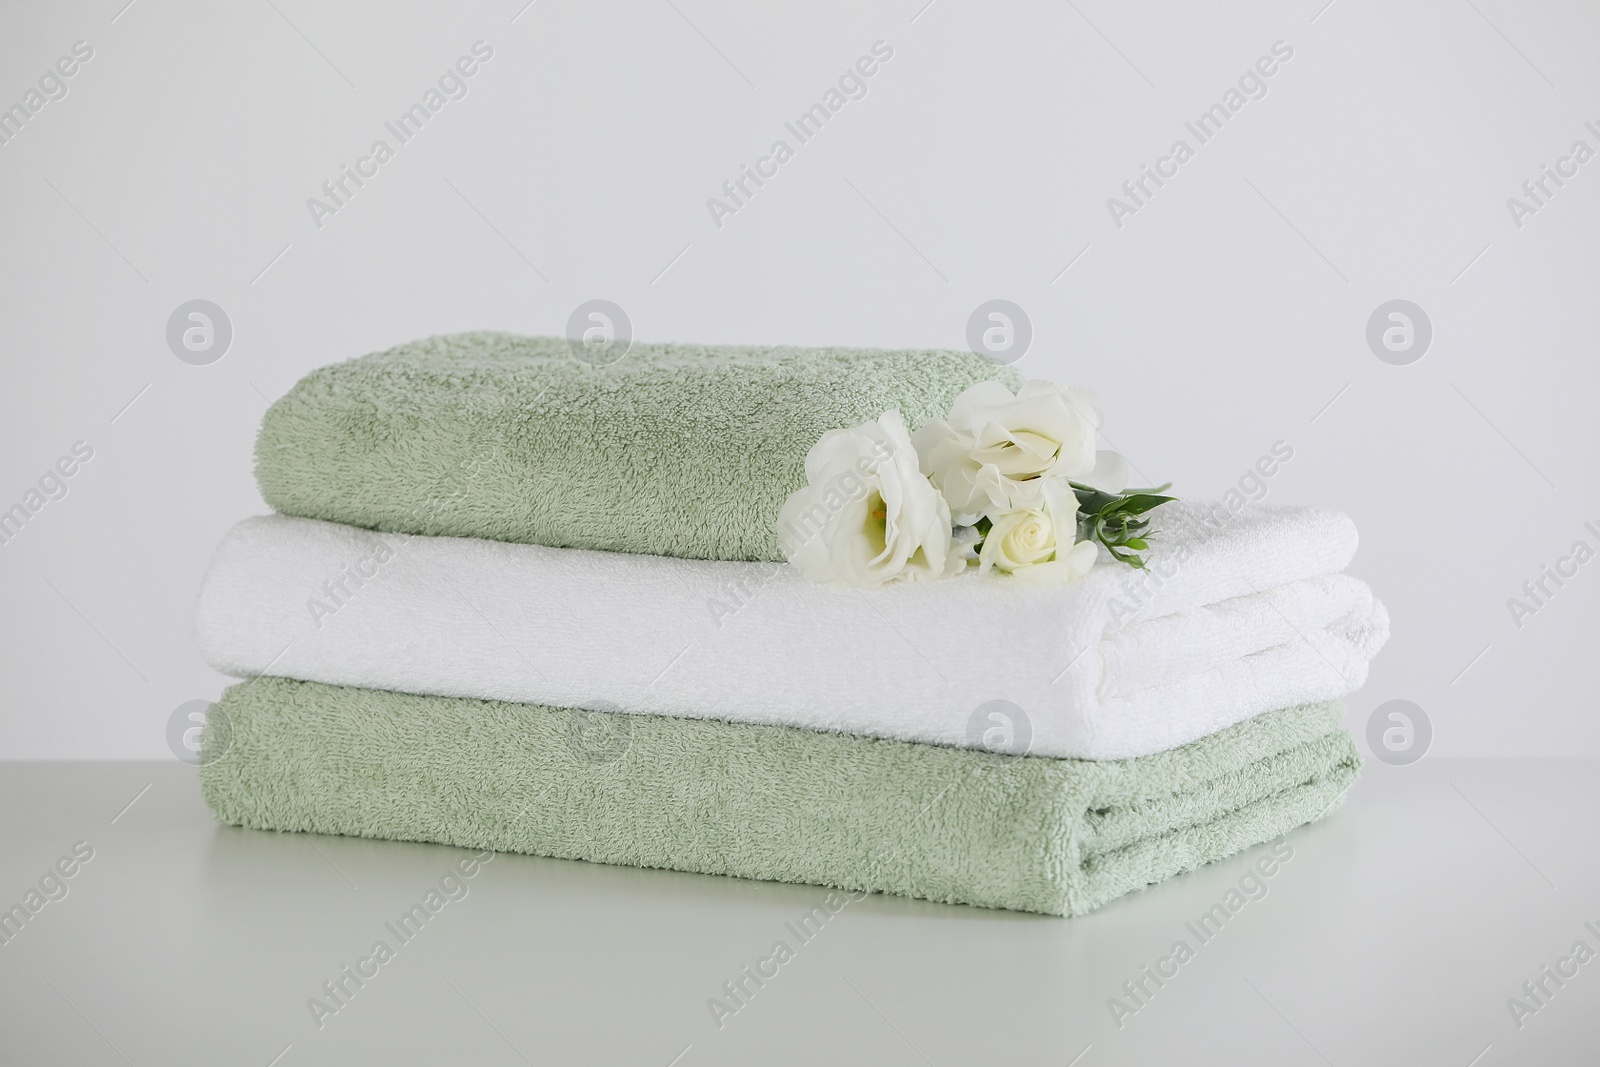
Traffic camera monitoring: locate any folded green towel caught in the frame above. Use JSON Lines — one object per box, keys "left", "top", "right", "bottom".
{"left": 199, "top": 678, "right": 1359, "bottom": 916}
{"left": 254, "top": 332, "right": 1022, "bottom": 561}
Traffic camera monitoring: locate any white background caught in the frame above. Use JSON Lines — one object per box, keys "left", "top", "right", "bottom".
{"left": 1, "top": 0, "right": 1595, "bottom": 757}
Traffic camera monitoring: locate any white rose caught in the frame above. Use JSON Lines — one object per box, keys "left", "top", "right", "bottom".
{"left": 912, "top": 379, "right": 1110, "bottom": 524}
{"left": 977, "top": 479, "right": 1097, "bottom": 584}
{"left": 777, "top": 410, "right": 962, "bottom": 588}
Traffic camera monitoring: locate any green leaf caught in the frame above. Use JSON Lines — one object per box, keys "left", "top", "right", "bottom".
{"left": 1063, "top": 481, "right": 1178, "bottom": 571}
{"left": 1113, "top": 494, "right": 1177, "bottom": 515}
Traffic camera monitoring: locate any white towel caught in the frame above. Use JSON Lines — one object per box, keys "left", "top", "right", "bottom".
{"left": 193, "top": 503, "right": 1387, "bottom": 760}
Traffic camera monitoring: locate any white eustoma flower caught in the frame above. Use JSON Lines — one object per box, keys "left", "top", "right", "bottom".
{"left": 777, "top": 411, "right": 962, "bottom": 588}
{"left": 977, "top": 478, "right": 1098, "bottom": 584}
{"left": 1083, "top": 449, "right": 1130, "bottom": 494}
{"left": 912, "top": 380, "right": 1110, "bottom": 524}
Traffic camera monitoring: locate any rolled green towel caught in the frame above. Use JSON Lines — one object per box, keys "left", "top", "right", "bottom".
{"left": 254, "top": 332, "right": 1022, "bottom": 561}
{"left": 199, "top": 678, "right": 1360, "bottom": 916}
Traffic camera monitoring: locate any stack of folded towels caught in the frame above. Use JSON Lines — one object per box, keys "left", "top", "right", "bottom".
{"left": 193, "top": 332, "right": 1388, "bottom": 917}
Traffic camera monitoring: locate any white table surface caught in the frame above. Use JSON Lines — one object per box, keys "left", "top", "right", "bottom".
{"left": 0, "top": 758, "right": 1595, "bottom": 1066}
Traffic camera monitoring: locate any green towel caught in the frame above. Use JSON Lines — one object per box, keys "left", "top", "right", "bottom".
{"left": 254, "top": 332, "right": 1022, "bottom": 561}
{"left": 199, "top": 678, "right": 1360, "bottom": 916}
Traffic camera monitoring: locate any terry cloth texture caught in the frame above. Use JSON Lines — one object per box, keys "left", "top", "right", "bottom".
{"left": 199, "top": 677, "right": 1361, "bottom": 917}
{"left": 195, "top": 503, "right": 1388, "bottom": 760}
{"left": 254, "top": 332, "right": 1023, "bottom": 562}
